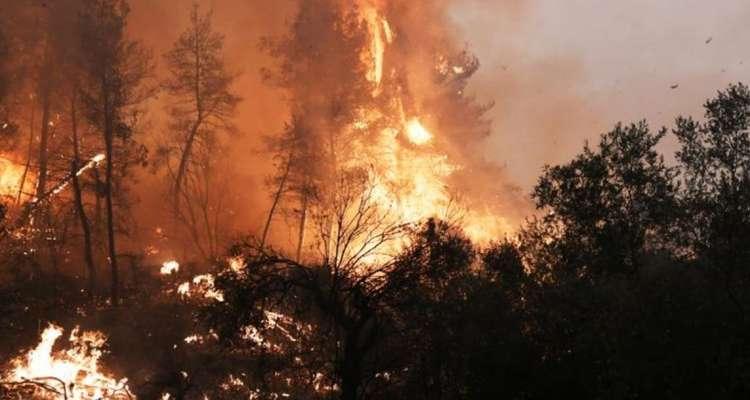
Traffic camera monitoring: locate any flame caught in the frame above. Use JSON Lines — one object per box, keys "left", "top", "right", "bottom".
{"left": 5, "top": 323, "right": 133, "bottom": 399}
{"left": 362, "top": 3, "right": 393, "bottom": 89}
{"left": 176, "top": 273, "right": 224, "bottom": 302}
{"left": 160, "top": 260, "right": 180, "bottom": 275}
{"left": 405, "top": 118, "right": 433, "bottom": 145}
{"left": 340, "top": 4, "right": 511, "bottom": 253}
{"left": 0, "top": 155, "right": 32, "bottom": 199}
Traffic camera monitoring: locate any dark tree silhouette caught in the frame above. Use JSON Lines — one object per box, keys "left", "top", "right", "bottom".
{"left": 77, "top": 0, "right": 153, "bottom": 305}
{"left": 532, "top": 121, "right": 679, "bottom": 277}
{"left": 674, "top": 83, "right": 750, "bottom": 320}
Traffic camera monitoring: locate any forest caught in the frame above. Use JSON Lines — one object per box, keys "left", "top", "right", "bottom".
{"left": 0, "top": 0, "right": 749, "bottom": 399}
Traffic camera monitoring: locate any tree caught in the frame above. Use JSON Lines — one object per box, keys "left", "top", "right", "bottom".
{"left": 0, "top": 24, "right": 19, "bottom": 151}
{"left": 259, "top": 0, "right": 371, "bottom": 256}
{"left": 77, "top": 0, "right": 154, "bottom": 305}
{"left": 674, "top": 82, "right": 750, "bottom": 318}
{"left": 69, "top": 92, "right": 98, "bottom": 301}
{"left": 532, "top": 121, "right": 679, "bottom": 277}
{"left": 206, "top": 171, "right": 414, "bottom": 400}
{"left": 162, "top": 4, "right": 239, "bottom": 260}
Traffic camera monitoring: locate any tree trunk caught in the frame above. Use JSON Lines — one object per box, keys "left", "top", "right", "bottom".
{"left": 37, "top": 78, "right": 54, "bottom": 274}
{"left": 103, "top": 83, "right": 119, "bottom": 306}
{"left": 16, "top": 102, "right": 35, "bottom": 205}
{"left": 296, "top": 190, "right": 308, "bottom": 263}
{"left": 341, "top": 329, "right": 363, "bottom": 400}
{"left": 105, "top": 134, "right": 118, "bottom": 305}
{"left": 261, "top": 155, "right": 291, "bottom": 249}
{"left": 70, "top": 98, "right": 96, "bottom": 302}
{"left": 36, "top": 87, "right": 50, "bottom": 202}
{"left": 173, "top": 120, "right": 200, "bottom": 213}
{"left": 173, "top": 37, "right": 203, "bottom": 215}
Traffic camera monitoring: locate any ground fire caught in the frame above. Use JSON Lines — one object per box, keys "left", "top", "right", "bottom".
{"left": 3, "top": 324, "right": 132, "bottom": 399}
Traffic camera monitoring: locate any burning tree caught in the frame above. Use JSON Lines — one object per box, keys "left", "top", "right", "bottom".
{"left": 260, "top": 0, "right": 518, "bottom": 259}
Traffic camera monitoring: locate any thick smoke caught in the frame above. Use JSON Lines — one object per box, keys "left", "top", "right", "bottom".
{"left": 126, "top": 0, "right": 552, "bottom": 256}
{"left": 2, "top": 0, "right": 585, "bottom": 262}
{"left": 125, "top": 0, "right": 540, "bottom": 257}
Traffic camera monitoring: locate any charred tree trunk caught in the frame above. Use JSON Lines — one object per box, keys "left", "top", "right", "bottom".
{"left": 70, "top": 98, "right": 96, "bottom": 302}
{"left": 37, "top": 72, "right": 54, "bottom": 274}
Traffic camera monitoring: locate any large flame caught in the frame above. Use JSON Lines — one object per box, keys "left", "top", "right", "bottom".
{"left": 362, "top": 4, "right": 393, "bottom": 89}
{"left": 4, "top": 323, "right": 133, "bottom": 399}
{"left": 344, "top": 2, "right": 512, "bottom": 250}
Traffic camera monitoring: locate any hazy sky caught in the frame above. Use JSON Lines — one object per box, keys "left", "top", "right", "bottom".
{"left": 451, "top": 0, "right": 750, "bottom": 189}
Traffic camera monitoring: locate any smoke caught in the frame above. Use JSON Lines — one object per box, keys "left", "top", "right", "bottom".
{"left": 126, "top": 0, "right": 297, "bottom": 257}
{"left": 1, "top": 0, "right": 590, "bottom": 262}
{"left": 127, "top": 0, "right": 542, "bottom": 255}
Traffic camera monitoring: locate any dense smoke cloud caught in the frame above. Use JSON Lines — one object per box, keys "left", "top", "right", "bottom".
{"left": 0, "top": 0, "right": 548, "bottom": 262}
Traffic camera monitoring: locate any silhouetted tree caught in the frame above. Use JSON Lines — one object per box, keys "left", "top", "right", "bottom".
{"left": 674, "top": 83, "right": 750, "bottom": 319}
{"left": 161, "top": 5, "right": 239, "bottom": 260}
{"left": 532, "top": 121, "right": 679, "bottom": 277}
{"left": 260, "top": 0, "right": 371, "bottom": 257}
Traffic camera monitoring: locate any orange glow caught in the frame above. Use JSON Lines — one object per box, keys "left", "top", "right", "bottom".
{"left": 0, "top": 155, "right": 31, "bottom": 199}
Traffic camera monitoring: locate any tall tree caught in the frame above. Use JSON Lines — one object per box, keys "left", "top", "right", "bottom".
{"left": 260, "top": 0, "right": 370, "bottom": 255}
{"left": 69, "top": 93, "right": 97, "bottom": 301}
{"left": 77, "top": 0, "right": 153, "bottom": 305}
{"left": 162, "top": 4, "right": 239, "bottom": 260}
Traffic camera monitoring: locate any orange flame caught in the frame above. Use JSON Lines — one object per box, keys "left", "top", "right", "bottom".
{"left": 0, "top": 155, "right": 31, "bottom": 200}
{"left": 347, "top": 4, "right": 511, "bottom": 249}
{"left": 5, "top": 323, "right": 133, "bottom": 399}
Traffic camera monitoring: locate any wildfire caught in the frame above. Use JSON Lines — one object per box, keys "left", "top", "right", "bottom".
{"left": 160, "top": 260, "right": 180, "bottom": 275}
{"left": 0, "top": 155, "right": 31, "bottom": 199}
{"left": 176, "top": 273, "right": 224, "bottom": 302}
{"left": 343, "top": 3, "right": 511, "bottom": 252}
{"left": 3, "top": 323, "right": 133, "bottom": 400}
{"left": 362, "top": 3, "right": 393, "bottom": 88}
{"left": 37, "top": 153, "right": 106, "bottom": 202}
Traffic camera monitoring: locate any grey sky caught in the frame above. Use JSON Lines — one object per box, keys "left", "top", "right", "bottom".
{"left": 451, "top": 0, "right": 750, "bottom": 189}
